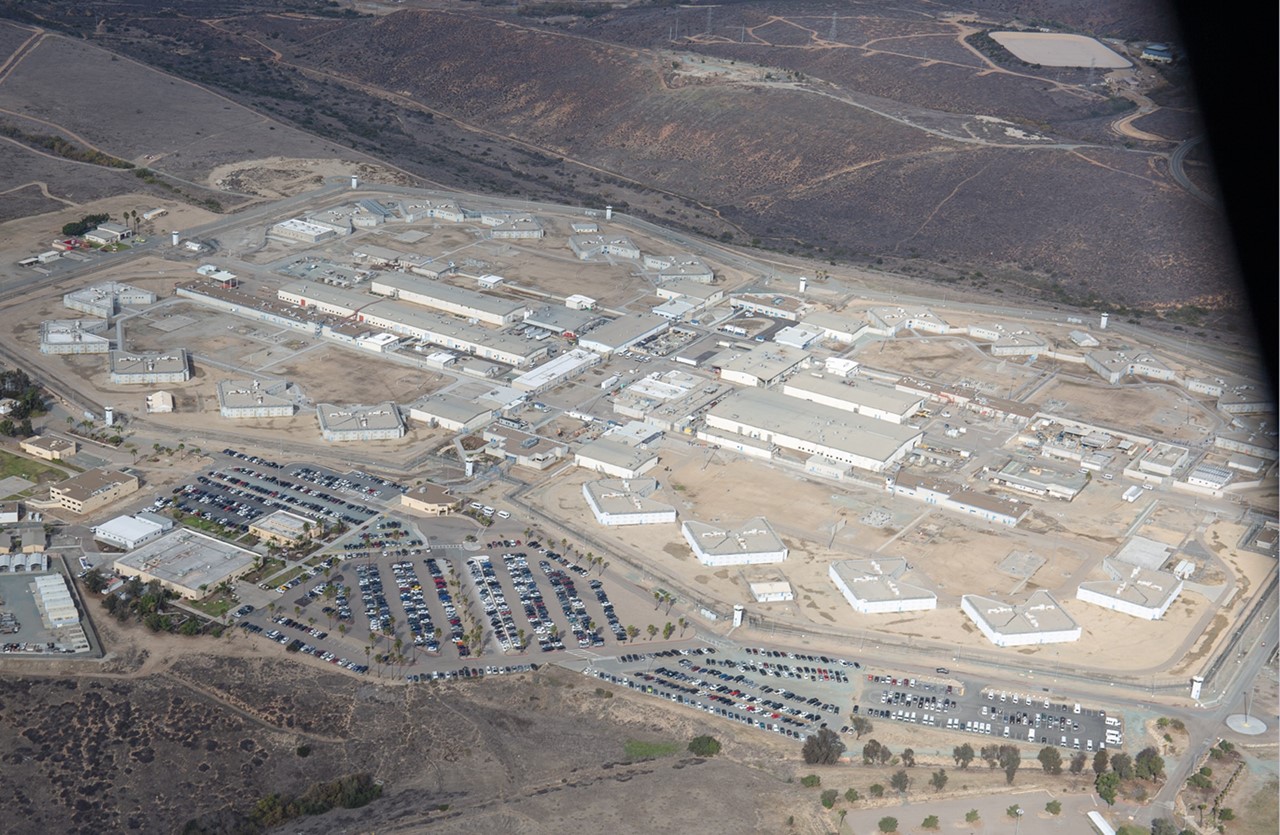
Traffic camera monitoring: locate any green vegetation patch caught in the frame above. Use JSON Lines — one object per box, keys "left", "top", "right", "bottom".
{"left": 623, "top": 739, "right": 680, "bottom": 760}
{"left": 0, "top": 449, "right": 69, "bottom": 486}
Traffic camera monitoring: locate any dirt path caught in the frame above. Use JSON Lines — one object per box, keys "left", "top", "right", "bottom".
{"left": 0, "top": 180, "right": 76, "bottom": 206}
{"left": 0, "top": 26, "right": 44, "bottom": 87}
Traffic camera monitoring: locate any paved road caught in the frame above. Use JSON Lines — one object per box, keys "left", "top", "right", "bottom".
{"left": 1169, "top": 137, "right": 1215, "bottom": 207}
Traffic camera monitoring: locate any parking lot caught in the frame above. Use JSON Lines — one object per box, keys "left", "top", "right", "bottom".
{"left": 854, "top": 676, "right": 1119, "bottom": 754}
{"left": 584, "top": 644, "right": 863, "bottom": 745}
{"left": 167, "top": 449, "right": 404, "bottom": 533}
{"left": 233, "top": 537, "right": 647, "bottom": 674}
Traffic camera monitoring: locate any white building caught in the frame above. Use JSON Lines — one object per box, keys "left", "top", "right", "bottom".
{"left": 145, "top": 391, "right": 174, "bottom": 414}
{"left": 681, "top": 517, "right": 787, "bottom": 567}
{"left": 705, "top": 388, "right": 921, "bottom": 473}
{"left": 577, "top": 313, "right": 670, "bottom": 355}
{"left": 716, "top": 344, "right": 809, "bottom": 388}
{"left": 829, "top": 558, "right": 937, "bottom": 614}
{"left": 1076, "top": 559, "right": 1183, "bottom": 620}
{"left": 32, "top": 573, "right": 80, "bottom": 628}
{"left": 866, "top": 306, "right": 949, "bottom": 335}
{"left": 782, "top": 374, "right": 923, "bottom": 424}
{"left": 1086, "top": 350, "right": 1177, "bottom": 384}
{"left": 316, "top": 402, "right": 405, "bottom": 442}
{"left": 582, "top": 478, "right": 676, "bottom": 526}
{"left": 961, "top": 591, "right": 1081, "bottom": 647}
{"left": 407, "top": 393, "right": 494, "bottom": 432}
{"left": 110, "top": 350, "right": 190, "bottom": 384}
{"left": 749, "top": 581, "right": 794, "bottom": 603}
{"left": 568, "top": 234, "right": 641, "bottom": 260}
{"left": 93, "top": 515, "right": 168, "bottom": 550}
{"left": 217, "top": 379, "right": 297, "bottom": 419}
{"left": 40, "top": 319, "right": 111, "bottom": 354}
{"left": 370, "top": 274, "right": 526, "bottom": 325}
{"left": 512, "top": 349, "right": 601, "bottom": 393}
{"left": 889, "top": 472, "right": 1028, "bottom": 527}
{"left": 271, "top": 217, "right": 339, "bottom": 244}
{"left": 802, "top": 311, "right": 865, "bottom": 345}
{"left": 574, "top": 436, "right": 658, "bottom": 479}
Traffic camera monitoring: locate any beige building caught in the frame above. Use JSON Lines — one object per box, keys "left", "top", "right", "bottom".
{"left": 51, "top": 469, "right": 139, "bottom": 515}
{"left": 400, "top": 483, "right": 460, "bottom": 516}
{"left": 248, "top": 510, "right": 315, "bottom": 546}
{"left": 20, "top": 435, "right": 77, "bottom": 461}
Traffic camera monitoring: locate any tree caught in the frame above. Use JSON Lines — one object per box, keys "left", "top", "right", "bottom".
{"left": 921, "top": 815, "right": 939, "bottom": 830}
{"left": 1096, "top": 771, "right": 1120, "bottom": 805}
{"left": 998, "top": 745, "right": 1022, "bottom": 784}
{"left": 1135, "top": 747, "right": 1165, "bottom": 781}
{"left": 843, "top": 788, "right": 859, "bottom": 803}
{"left": 802, "top": 728, "right": 845, "bottom": 765}
{"left": 929, "top": 769, "right": 948, "bottom": 792}
{"left": 799, "top": 774, "right": 821, "bottom": 788}
{"left": 862, "top": 739, "right": 882, "bottom": 765}
{"left": 1070, "top": 751, "right": 1088, "bottom": 774}
{"left": 1093, "top": 750, "right": 1110, "bottom": 775}
{"left": 980, "top": 744, "right": 1000, "bottom": 768}
{"left": 889, "top": 770, "right": 909, "bottom": 795}
{"left": 901, "top": 748, "right": 915, "bottom": 768}
{"left": 1110, "top": 752, "right": 1134, "bottom": 780}
{"left": 1038, "top": 746, "right": 1063, "bottom": 775}
{"left": 953, "top": 743, "right": 974, "bottom": 769}
{"left": 688, "top": 736, "right": 720, "bottom": 757}
{"left": 646, "top": 624, "right": 658, "bottom": 640}
{"left": 877, "top": 817, "right": 898, "bottom": 834}
{"left": 850, "top": 716, "right": 873, "bottom": 739}
{"left": 662, "top": 622, "right": 675, "bottom": 640}
{"left": 820, "top": 789, "right": 837, "bottom": 809}
{"left": 626, "top": 625, "right": 639, "bottom": 642}
{"left": 965, "top": 809, "right": 980, "bottom": 823}
{"left": 1006, "top": 805, "right": 1022, "bottom": 819}
{"left": 1150, "top": 818, "right": 1178, "bottom": 835}
{"left": 83, "top": 568, "right": 108, "bottom": 593}
{"left": 1045, "top": 799, "right": 1062, "bottom": 815}
{"left": 868, "top": 784, "right": 884, "bottom": 798}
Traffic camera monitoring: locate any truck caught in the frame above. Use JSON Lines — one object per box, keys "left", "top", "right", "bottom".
{"left": 1122, "top": 485, "right": 1143, "bottom": 503}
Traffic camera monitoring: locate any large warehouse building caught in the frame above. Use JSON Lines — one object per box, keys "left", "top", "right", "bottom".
{"left": 370, "top": 274, "right": 527, "bottom": 325}
{"left": 114, "top": 530, "right": 257, "bottom": 598}
{"left": 704, "top": 389, "right": 921, "bottom": 473}
{"left": 582, "top": 477, "right": 677, "bottom": 526}
{"left": 829, "top": 558, "right": 937, "bottom": 614}
{"left": 961, "top": 591, "right": 1081, "bottom": 647}
{"left": 407, "top": 393, "right": 494, "bottom": 433}
{"left": 681, "top": 517, "right": 787, "bottom": 567}
{"left": 782, "top": 374, "right": 923, "bottom": 424}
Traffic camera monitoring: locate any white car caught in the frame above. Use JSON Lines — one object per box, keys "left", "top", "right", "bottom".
{"left": 497, "top": 510, "right": 511, "bottom": 519}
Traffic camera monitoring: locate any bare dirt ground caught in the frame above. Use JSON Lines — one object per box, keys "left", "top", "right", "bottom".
{"left": 206, "top": 156, "right": 412, "bottom": 199}
{"left": 849, "top": 334, "right": 1042, "bottom": 395}
{"left": 1028, "top": 377, "right": 1217, "bottom": 443}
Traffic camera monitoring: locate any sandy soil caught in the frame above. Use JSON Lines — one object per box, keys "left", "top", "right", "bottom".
{"left": 0, "top": 193, "right": 218, "bottom": 261}
{"left": 206, "top": 156, "right": 412, "bottom": 199}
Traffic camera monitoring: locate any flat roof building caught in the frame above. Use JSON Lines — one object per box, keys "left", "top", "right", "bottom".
{"left": 961, "top": 590, "right": 1081, "bottom": 647}
{"left": 399, "top": 482, "right": 460, "bottom": 516}
{"left": 706, "top": 388, "right": 921, "bottom": 473}
{"left": 271, "top": 217, "right": 339, "bottom": 244}
{"left": 829, "top": 558, "right": 937, "bottom": 614}
{"left": 1077, "top": 559, "right": 1183, "bottom": 620}
{"left": 114, "top": 530, "right": 257, "bottom": 598}
{"left": 645, "top": 254, "right": 715, "bottom": 282}
{"left": 32, "top": 573, "right": 80, "bottom": 628}
{"left": 985, "top": 459, "right": 1087, "bottom": 501}
{"left": 574, "top": 436, "right": 658, "bottom": 479}
{"left": 20, "top": 435, "right": 77, "bottom": 461}
{"left": 582, "top": 477, "right": 677, "bottom": 526}
{"left": 716, "top": 344, "right": 809, "bottom": 388}
{"left": 523, "top": 305, "right": 599, "bottom": 338}
{"left": 316, "top": 402, "right": 405, "bottom": 442}
{"left": 40, "top": 319, "right": 111, "bottom": 354}
{"left": 51, "top": 469, "right": 140, "bottom": 515}
{"left": 512, "top": 349, "right": 601, "bottom": 393}
{"left": 369, "top": 274, "right": 527, "bottom": 325}
{"left": 92, "top": 514, "right": 167, "bottom": 550}
{"left": 1086, "top": 350, "right": 1176, "bottom": 384}
{"left": 110, "top": 350, "right": 190, "bottom": 385}
{"left": 248, "top": 510, "right": 315, "bottom": 546}
{"left": 802, "top": 311, "right": 865, "bottom": 344}
{"left": 866, "top": 306, "right": 949, "bottom": 335}
{"left": 889, "top": 471, "right": 1028, "bottom": 526}
{"left": 730, "top": 291, "right": 805, "bottom": 321}
{"left": 483, "top": 424, "right": 568, "bottom": 470}
{"left": 569, "top": 234, "right": 641, "bottom": 260}
{"left": 407, "top": 393, "right": 494, "bottom": 433}
{"left": 782, "top": 374, "right": 923, "bottom": 425}
{"left": 577, "top": 313, "right": 670, "bottom": 355}
{"left": 682, "top": 517, "right": 787, "bottom": 567}
{"left": 749, "top": 581, "right": 794, "bottom": 603}
{"left": 63, "top": 282, "right": 156, "bottom": 318}
{"left": 217, "top": 379, "right": 298, "bottom": 419}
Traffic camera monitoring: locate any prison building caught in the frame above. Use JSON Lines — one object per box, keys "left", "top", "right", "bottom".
{"left": 110, "top": 350, "right": 190, "bottom": 384}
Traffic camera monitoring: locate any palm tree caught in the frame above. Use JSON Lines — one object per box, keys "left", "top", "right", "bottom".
{"left": 678, "top": 616, "right": 687, "bottom": 636}
{"left": 653, "top": 591, "right": 662, "bottom": 610}
{"left": 646, "top": 624, "right": 658, "bottom": 641}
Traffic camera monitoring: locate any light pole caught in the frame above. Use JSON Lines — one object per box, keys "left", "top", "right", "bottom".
{"left": 1014, "top": 807, "right": 1023, "bottom": 835}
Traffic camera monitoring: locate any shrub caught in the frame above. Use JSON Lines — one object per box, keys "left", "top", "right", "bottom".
{"left": 800, "top": 774, "right": 821, "bottom": 788}
{"left": 687, "top": 736, "right": 721, "bottom": 757}
{"left": 877, "top": 816, "right": 898, "bottom": 833}
{"left": 844, "top": 788, "right": 860, "bottom": 803}
{"left": 820, "top": 789, "right": 837, "bottom": 809}
{"left": 1046, "top": 800, "right": 1061, "bottom": 815}
{"left": 921, "top": 815, "right": 939, "bottom": 830}
{"left": 869, "top": 783, "right": 884, "bottom": 797}
{"left": 965, "top": 809, "right": 980, "bottom": 823}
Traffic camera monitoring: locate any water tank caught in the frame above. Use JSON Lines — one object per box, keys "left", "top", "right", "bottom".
{"left": 171, "top": 230, "right": 180, "bottom": 246}
{"left": 104, "top": 406, "right": 115, "bottom": 426}
{"left": 1099, "top": 312, "right": 1109, "bottom": 330}
{"left": 350, "top": 175, "right": 359, "bottom": 189}
{"left": 604, "top": 205, "right": 613, "bottom": 221}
